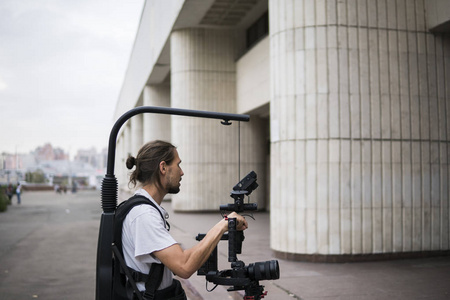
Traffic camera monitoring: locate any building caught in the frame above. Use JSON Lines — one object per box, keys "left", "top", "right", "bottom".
{"left": 35, "top": 143, "right": 69, "bottom": 161}
{"left": 75, "top": 147, "right": 108, "bottom": 171}
{"left": 114, "top": 0, "right": 450, "bottom": 260}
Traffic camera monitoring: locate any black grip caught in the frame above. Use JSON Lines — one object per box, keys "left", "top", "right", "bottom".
{"left": 243, "top": 203, "right": 258, "bottom": 211}
{"left": 228, "top": 218, "right": 237, "bottom": 262}
{"left": 220, "top": 203, "right": 257, "bottom": 212}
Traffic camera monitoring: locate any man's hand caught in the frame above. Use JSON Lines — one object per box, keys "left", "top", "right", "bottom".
{"left": 226, "top": 212, "right": 248, "bottom": 231}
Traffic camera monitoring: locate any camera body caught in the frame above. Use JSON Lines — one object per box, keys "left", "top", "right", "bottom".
{"left": 196, "top": 171, "right": 280, "bottom": 300}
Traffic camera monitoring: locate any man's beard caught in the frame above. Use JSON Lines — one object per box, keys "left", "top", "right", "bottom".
{"left": 167, "top": 178, "right": 180, "bottom": 194}
{"left": 166, "top": 173, "right": 181, "bottom": 194}
{"left": 167, "top": 186, "right": 180, "bottom": 194}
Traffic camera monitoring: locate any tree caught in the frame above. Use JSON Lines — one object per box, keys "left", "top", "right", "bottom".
{"left": 25, "top": 169, "right": 47, "bottom": 183}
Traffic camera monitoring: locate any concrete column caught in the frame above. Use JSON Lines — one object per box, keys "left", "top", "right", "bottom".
{"left": 115, "top": 134, "right": 124, "bottom": 188}
{"left": 143, "top": 84, "right": 171, "bottom": 141}
{"left": 130, "top": 114, "right": 143, "bottom": 156}
{"left": 270, "top": 0, "right": 450, "bottom": 257}
{"left": 170, "top": 28, "right": 266, "bottom": 211}
{"left": 116, "top": 131, "right": 129, "bottom": 198}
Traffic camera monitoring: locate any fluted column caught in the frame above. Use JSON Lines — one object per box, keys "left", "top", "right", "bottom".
{"left": 143, "top": 84, "right": 171, "bottom": 141}
{"left": 270, "top": 0, "right": 450, "bottom": 257}
{"left": 116, "top": 124, "right": 132, "bottom": 196}
{"left": 170, "top": 28, "right": 266, "bottom": 211}
{"left": 115, "top": 134, "right": 125, "bottom": 191}
{"left": 130, "top": 114, "right": 143, "bottom": 156}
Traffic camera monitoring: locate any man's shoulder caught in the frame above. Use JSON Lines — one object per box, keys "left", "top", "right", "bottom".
{"left": 120, "top": 194, "right": 165, "bottom": 224}
{"left": 127, "top": 202, "right": 160, "bottom": 218}
{"left": 118, "top": 194, "right": 156, "bottom": 211}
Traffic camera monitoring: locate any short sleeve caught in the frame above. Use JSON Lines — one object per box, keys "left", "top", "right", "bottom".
{"left": 128, "top": 205, "right": 177, "bottom": 258}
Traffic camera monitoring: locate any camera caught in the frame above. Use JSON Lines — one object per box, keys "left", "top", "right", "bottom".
{"left": 247, "top": 260, "right": 280, "bottom": 281}
{"left": 196, "top": 171, "right": 280, "bottom": 300}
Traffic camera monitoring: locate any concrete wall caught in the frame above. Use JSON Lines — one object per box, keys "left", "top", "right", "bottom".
{"left": 170, "top": 28, "right": 267, "bottom": 210}
{"left": 236, "top": 36, "right": 270, "bottom": 114}
{"left": 114, "top": 0, "right": 184, "bottom": 120}
{"left": 142, "top": 84, "right": 171, "bottom": 142}
{"left": 426, "top": 0, "right": 450, "bottom": 32}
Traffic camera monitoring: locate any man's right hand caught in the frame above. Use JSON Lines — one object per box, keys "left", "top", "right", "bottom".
{"left": 226, "top": 212, "right": 248, "bottom": 231}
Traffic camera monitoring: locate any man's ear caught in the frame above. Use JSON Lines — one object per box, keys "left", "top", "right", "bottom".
{"left": 159, "top": 161, "right": 166, "bottom": 174}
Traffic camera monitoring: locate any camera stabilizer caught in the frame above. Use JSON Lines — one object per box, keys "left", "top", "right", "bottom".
{"left": 196, "top": 171, "right": 280, "bottom": 300}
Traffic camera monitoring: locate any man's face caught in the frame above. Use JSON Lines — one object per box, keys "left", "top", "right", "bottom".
{"left": 165, "top": 149, "right": 184, "bottom": 194}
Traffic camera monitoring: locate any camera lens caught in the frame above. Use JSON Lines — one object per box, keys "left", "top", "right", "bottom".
{"left": 246, "top": 260, "right": 280, "bottom": 281}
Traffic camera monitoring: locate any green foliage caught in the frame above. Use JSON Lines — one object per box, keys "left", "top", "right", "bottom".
{"left": 0, "top": 186, "right": 7, "bottom": 212}
{"left": 25, "top": 169, "right": 47, "bottom": 183}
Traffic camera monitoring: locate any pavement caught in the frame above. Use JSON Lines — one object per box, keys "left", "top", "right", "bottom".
{"left": 1, "top": 190, "right": 450, "bottom": 300}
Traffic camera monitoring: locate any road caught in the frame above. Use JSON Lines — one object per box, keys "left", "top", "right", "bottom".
{"left": 0, "top": 190, "right": 101, "bottom": 300}
{"left": 1, "top": 190, "right": 450, "bottom": 300}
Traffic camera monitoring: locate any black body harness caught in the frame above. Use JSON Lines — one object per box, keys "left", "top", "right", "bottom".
{"left": 112, "top": 195, "right": 173, "bottom": 300}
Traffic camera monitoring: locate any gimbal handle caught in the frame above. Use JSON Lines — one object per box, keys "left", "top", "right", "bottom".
{"left": 228, "top": 218, "right": 238, "bottom": 262}
{"left": 220, "top": 202, "right": 257, "bottom": 212}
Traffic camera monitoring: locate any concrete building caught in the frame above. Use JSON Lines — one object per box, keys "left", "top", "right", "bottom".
{"left": 114, "top": 0, "right": 450, "bottom": 260}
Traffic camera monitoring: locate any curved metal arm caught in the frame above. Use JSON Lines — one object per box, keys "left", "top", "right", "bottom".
{"left": 106, "top": 106, "right": 250, "bottom": 176}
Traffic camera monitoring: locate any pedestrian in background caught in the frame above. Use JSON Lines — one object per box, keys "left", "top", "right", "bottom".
{"left": 6, "top": 184, "right": 13, "bottom": 205}
{"left": 16, "top": 183, "right": 21, "bottom": 205}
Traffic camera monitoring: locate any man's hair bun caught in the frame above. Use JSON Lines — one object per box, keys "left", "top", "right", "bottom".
{"left": 126, "top": 156, "right": 136, "bottom": 169}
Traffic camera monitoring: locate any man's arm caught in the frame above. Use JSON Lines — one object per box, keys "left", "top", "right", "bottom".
{"left": 153, "top": 212, "right": 247, "bottom": 279}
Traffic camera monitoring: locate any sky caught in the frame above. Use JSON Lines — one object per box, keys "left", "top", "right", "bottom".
{"left": 0, "top": 0, "right": 144, "bottom": 157}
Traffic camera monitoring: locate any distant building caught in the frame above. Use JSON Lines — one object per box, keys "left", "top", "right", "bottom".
{"left": 75, "top": 147, "right": 98, "bottom": 166}
{"left": 74, "top": 147, "right": 108, "bottom": 171}
{"left": 2, "top": 153, "right": 23, "bottom": 170}
{"left": 35, "top": 143, "right": 69, "bottom": 162}
{"left": 113, "top": 0, "right": 450, "bottom": 260}
{"left": 0, "top": 144, "right": 106, "bottom": 188}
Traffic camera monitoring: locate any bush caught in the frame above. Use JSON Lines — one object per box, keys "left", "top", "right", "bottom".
{"left": 0, "top": 186, "right": 7, "bottom": 212}
{"left": 25, "top": 170, "right": 47, "bottom": 183}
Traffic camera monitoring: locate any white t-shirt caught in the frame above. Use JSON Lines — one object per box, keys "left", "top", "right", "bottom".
{"left": 122, "top": 189, "right": 178, "bottom": 291}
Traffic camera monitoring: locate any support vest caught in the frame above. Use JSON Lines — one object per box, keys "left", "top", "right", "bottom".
{"left": 112, "top": 195, "right": 167, "bottom": 300}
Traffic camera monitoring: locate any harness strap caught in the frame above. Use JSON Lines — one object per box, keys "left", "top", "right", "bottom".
{"left": 124, "top": 195, "right": 171, "bottom": 231}
{"left": 142, "top": 263, "right": 164, "bottom": 300}
{"left": 127, "top": 267, "right": 150, "bottom": 282}
{"left": 112, "top": 243, "right": 144, "bottom": 300}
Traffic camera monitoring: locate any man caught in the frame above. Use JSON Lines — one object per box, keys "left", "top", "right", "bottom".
{"left": 16, "top": 182, "right": 21, "bottom": 204}
{"left": 122, "top": 140, "right": 248, "bottom": 299}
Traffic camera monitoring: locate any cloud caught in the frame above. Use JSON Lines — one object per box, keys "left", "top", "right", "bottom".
{"left": 0, "top": 0, "right": 143, "bottom": 154}
{"left": 0, "top": 77, "right": 6, "bottom": 90}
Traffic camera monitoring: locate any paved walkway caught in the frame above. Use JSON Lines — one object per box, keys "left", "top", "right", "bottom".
{"left": 1, "top": 190, "right": 450, "bottom": 299}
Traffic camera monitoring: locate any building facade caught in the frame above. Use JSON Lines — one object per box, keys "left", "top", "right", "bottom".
{"left": 114, "top": 0, "right": 450, "bottom": 259}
